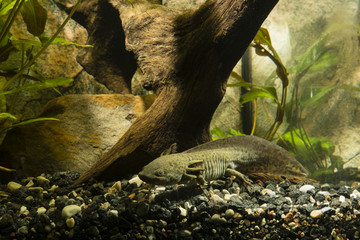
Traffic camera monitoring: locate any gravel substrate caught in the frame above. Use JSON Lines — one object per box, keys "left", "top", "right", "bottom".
{"left": 1, "top": 171, "right": 360, "bottom": 240}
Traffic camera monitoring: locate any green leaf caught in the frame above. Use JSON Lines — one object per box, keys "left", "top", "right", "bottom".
{"left": 307, "top": 50, "right": 339, "bottom": 74}
{"left": 211, "top": 126, "right": 227, "bottom": 140}
{"left": 300, "top": 86, "right": 336, "bottom": 108}
{"left": 254, "top": 27, "right": 272, "bottom": 46}
{"left": 292, "top": 35, "right": 327, "bottom": 76}
{"left": 0, "top": 0, "right": 16, "bottom": 17}
{"left": 20, "top": 0, "right": 47, "bottom": 36}
{"left": 39, "top": 36, "right": 93, "bottom": 48}
{"left": 0, "top": 77, "right": 73, "bottom": 95}
{"left": 227, "top": 128, "right": 244, "bottom": 137}
{"left": 10, "top": 35, "right": 41, "bottom": 50}
{"left": 0, "top": 112, "right": 16, "bottom": 121}
{"left": 12, "top": 117, "right": 59, "bottom": 127}
{"left": 240, "top": 87, "right": 278, "bottom": 105}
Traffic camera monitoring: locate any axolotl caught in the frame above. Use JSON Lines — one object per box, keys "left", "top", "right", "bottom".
{"left": 138, "top": 135, "right": 308, "bottom": 186}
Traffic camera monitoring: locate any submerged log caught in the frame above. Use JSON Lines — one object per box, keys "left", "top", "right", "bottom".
{"left": 74, "top": 0, "right": 278, "bottom": 184}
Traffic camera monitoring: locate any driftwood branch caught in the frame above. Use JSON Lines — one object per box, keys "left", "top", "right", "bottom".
{"left": 74, "top": 0, "right": 278, "bottom": 184}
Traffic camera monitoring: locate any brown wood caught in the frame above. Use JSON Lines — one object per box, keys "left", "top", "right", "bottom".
{"left": 74, "top": 0, "right": 278, "bottom": 184}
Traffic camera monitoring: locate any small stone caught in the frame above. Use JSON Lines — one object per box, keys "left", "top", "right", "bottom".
{"left": 62, "top": 205, "right": 81, "bottom": 218}
{"left": 66, "top": 217, "right": 75, "bottom": 228}
{"left": 339, "top": 195, "right": 346, "bottom": 203}
{"left": 109, "top": 210, "right": 118, "bottom": 217}
{"left": 179, "top": 207, "right": 187, "bottom": 217}
{"left": 37, "top": 207, "right": 47, "bottom": 215}
{"left": 108, "top": 181, "right": 122, "bottom": 193}
{"left": 128, "top": 176, "right": 143, "bottom": 187}
{"left": 310, "top": 210, "right": 322, "bottom": 219}
{"left": 179, "top": 229, "right": 192, "bottom": 237}
{"left": 321, "top": 183, "right": 331, "bottom": 191}
{"left": 49, "top": 199, "right": 56, "bottom": 207}
{"left": 211, "top": 213, "right": 226, "bottom": 222}
{"left": 20, "top": 206, "right": 29, "bottom": 215}
{"left": 7, "top": 181, "right": 23, "bottom": 191}
{"left": 351, "top": 189, "right": 360, "bottom": 199}
{"left": 36, "top": 176, "right": 50, "bottom": 186}
{"left": 225, "top": 208, "right": 235, "bottom": 219}
{"left": 17, "top": 226, "right": 28, "bottom": 235}
{"left": 25, "top": 180, "right": 34, "bottom": 187}
{"left": 261, "top": 189, "right": 276, "bottom": 197}
{"left": 320, "top": 206, "right": 332, "bottom": 214}
{"left": 224, "top": 194, "right": 238, "bottom": 201}
{"left": 299, "top": 184, "right": 315, "bottom": 193}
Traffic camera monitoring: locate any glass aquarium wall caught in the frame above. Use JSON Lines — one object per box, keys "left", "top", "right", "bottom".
{"left": 212, "top": 0, "right": 360, "bottom": 183}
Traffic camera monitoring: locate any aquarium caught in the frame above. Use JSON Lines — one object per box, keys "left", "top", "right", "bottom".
{"left": 0, "top": 0, "right": 360, "bottom": 239}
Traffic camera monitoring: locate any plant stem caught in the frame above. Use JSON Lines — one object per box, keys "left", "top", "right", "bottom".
{"left": 3, "top": 0, "right": 83, "bottom": 91}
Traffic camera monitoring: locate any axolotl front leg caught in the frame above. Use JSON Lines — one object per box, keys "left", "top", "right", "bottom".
{"left": 184, "top": 159, "right": 253, "bottom": 187}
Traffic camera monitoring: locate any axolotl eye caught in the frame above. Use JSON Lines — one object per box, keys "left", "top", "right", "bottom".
{"left": 154, "top": 169, "right": 165, "bottom": 177}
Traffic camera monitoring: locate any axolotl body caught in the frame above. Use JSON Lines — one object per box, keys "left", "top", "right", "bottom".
{"left": 138, "top": 135, "right": 308, "bottom": 186}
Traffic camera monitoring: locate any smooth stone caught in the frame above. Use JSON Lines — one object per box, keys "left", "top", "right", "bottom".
{"left": 36, "top": 176, "right": 50, "bottom": 185}
{"left": 225, "top": 208, "right": 235, "bottom": 219}
{"left": 37, "top": 207, "right": 47, "bottom": 215}
{"left": 299, "top": 184, "right": 315, "bottom": 193}
{"left": 128, "top": 176, "right": 143, "bottom": 187}
{"left": 7, "top": 182, "right": 22, "bottom": 191}
{"left": 178, "top": 207, "right": 187, "bottom": 217}
{"left": 66, "top": 217, "right": 75, "bottom": 228}
{"left": 310, "top": 210, "right": 322, "bottom": 219}
{"left": 261, "top": 189, "right": 276, "bottom": 197}
{"left": 62, "top": 205, "right": 81, "bottom": 219}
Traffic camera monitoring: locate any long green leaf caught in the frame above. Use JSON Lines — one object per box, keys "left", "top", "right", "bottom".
{"left": 39, "top": 36, "right": 93, "bottom": 48}
{"left": 12, "top": 117, "right": 59, "bottom": 127}
{"left": 20, "top": 0, "right": 47, "bottom": 36}
{"left": 10, "top": 35, "right": 42, "bottom": 50}
{"left": 240, "top": 87, "right": 278, "bottom": 105}
{"left": 0, "top": 77, "right": 73, "bottom": 95}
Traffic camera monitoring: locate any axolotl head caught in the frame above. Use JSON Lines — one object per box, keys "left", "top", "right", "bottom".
{"left": 138, "top": 154, "right": 190, "bottom": 185}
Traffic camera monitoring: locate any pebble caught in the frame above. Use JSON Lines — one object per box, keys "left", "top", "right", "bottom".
{"left": 310, "top": 209, "right": 322, "bottom": 219}
{"left": 61, "top": 205, "right": 81, "bottom": 219}
{"left": 7, "top": 182, "right": 22, "bottom": 191}
{"left": 299, "top": 184, "right": 315, "bottom": 193}
{"left": 66, "top": 217, "right": 76, "bottom": 228}
{"left": 37, "top": 207, "right": 47, "bottom": 215}
{"left": 1, "top": 172, "right": 360, "bottom": 239}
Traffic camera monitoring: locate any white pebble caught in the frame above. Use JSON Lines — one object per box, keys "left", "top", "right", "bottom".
{"left": 225, "top": 209, "right": 235, "bottom": 219}
{"left": 129, "top": 176, "right": 143, "bottom": 187}
{"left": 62, "top": 205, "right": 81, "bottom": 219}
{"left": 339, "top": 195, "right": 346, "bottom": 203}
{"left": 184, "top": 201, "right": 192, "bottom": 210}
{"left": 25, "top": 180, "right": 34, "bottom": 187}
{"left": 351, "top": 189, "right": 360, "bottom": 199}
{"left": 37, "top": 207, "right": 47, "bottom": 215}
{"left": 20, "top": 206, "right": 29, "bottom": 215}
{"left": 224, "top": 194, "right": 238, "bottom": 201}
{"left": 7, "top": 182, "right": 22, "bottom": 191}
{"left": 211, "top": 213, "right": 226, "bottom": 222}
{"left": 178, "top": 207, "right": 187, "bottom": 217}
{"left": 317, "top": 191, "right": 330, "bottom": 197}
{"left": 155, "top": 187, "right": 166, "bottom": 192}
{"left": 299, "top": 184, "right": 315, "bottom": 193}
{"left": 36, "top": 176, "right": 50, "bottom": 185}
{"left": 49, "top": 199, "right": 56, "bottom": 207}
{"left": 320, "top": 206, "right": 332, "bottom": 213}
{"left": 310, "top": 209, "right": 322, "bottom": 219}
{"left": 261, "top": 189, "right": 275, "bottom": 197}
{"left": 109, "top": 210, "right": 118, "bottom": 217}
{"left": 210, "top": 193, "right": 226, "bottom": 203}
{"left": 66, "top": 217, "right": 76, "bottom": 228}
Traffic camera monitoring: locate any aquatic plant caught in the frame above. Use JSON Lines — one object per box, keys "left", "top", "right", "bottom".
{"left": 216, "top": 24, "right": 360, "bottom": 181}
{"left": 0, "top": 0, "right": 90, "bottom": 170}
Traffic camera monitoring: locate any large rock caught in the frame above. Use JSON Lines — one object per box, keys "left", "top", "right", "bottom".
{"left": 0, "top": 94, "right": 156, "bottom": 178}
